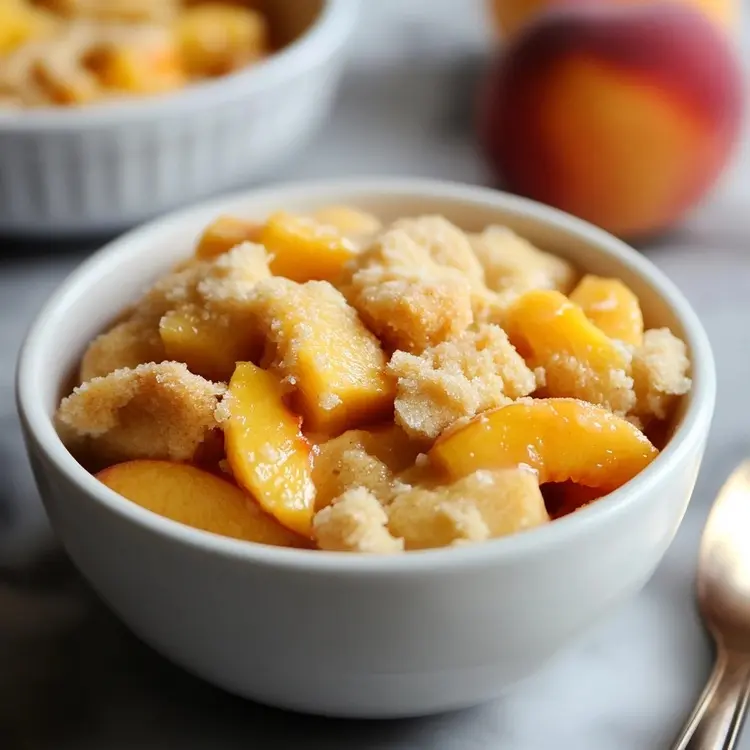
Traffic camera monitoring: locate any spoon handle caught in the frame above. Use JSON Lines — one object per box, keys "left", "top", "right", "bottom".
{"left": 671, "top": 650, "right": 750, "bottom": 750}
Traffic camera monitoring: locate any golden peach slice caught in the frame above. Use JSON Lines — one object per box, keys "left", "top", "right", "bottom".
{"left": 159, "top": 304, "right": 259, "bottom": 382}
{"left": 430, "top": 397, "right": 658, "bottom": 492}
{"left": 505, "top": 289, "right": 635, "bottom": 414}
{"left": 194, "top": 215, "right": 264, "bottom": 260}
{"left": 97, "top": 460, "right": 307, "bottom": 547}
{"left": 260, "top": 212, "right": 358, "bottom": 283}
{"left": 250, "top": 278, "right": 395, "bottom": 435}
{"left": 177, "top": 3, "right": 267, "bottom": 77}
{"left": 569, "top": 275, "right": 644, "bottom": 346}
{"left": 94, "top": 41, "right": 185, "bottom": 95}
{"left": 221, "top": 362, "right": 316, "bottom": 537}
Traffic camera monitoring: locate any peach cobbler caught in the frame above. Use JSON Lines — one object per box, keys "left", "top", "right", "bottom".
{"left": 0, "top": 0, "right": 271, "bottom": 107}
{"left": 55, "top": 206, "right": 692, "bottom": 553}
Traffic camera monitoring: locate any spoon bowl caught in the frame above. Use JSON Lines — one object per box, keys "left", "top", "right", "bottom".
{"left": 698, "top": 459, "right": 750, "bottom": 651}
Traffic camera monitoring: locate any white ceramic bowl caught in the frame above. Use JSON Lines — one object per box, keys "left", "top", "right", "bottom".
{"left": 17, "top": 179, "right": 715, "bottom": 718}
{"left": 0, "top": 0, "right": 357, "bottom": 238}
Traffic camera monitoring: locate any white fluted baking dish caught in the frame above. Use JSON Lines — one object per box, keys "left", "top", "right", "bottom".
{"left": 0, "top": 0, "right": 357, "bottom": 237}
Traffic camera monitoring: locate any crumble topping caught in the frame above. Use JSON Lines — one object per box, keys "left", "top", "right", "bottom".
{"left": 388, "top": 325, "right": 536, "bottom": 440}
{"left": 56, "top": 361, "right": 224, "bottom": 464}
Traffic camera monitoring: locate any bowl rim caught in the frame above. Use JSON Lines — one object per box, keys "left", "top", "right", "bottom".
{"left": 0, "top": 0, "right": 357, "bottom": 131}
{"left": 16, "top": 178, "right": 716, "bottom": 575}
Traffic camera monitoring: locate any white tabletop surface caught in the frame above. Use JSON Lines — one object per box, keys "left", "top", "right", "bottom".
{"left": 1, "top": 2, "right": 750, "bottom": 748}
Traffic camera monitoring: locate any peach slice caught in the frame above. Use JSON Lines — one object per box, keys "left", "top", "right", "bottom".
{"left": 430, "top": 397, "right": 657, "bottom": 491}
{"left": 250, "top": 278, "right": 394, "bottom": 435}
{"left": 260, "top": 212, "right": 358, "bottom": 283}
{"left": 177, "top": 3, "right": 267, "bottom": 77}
{"left": 505, "top": 289, "right": 635, "bottom": 414}
{"left": 569, "top": 275, "right": 644, "bottom": 346}
{"left": 159, "top": 304, "right": 259, "bottom": 382}
{"left": 91, "top": 39, "right": 185, "bottom": 95}
{"left": 194, "top": 215, "right": 264, "bottom": 260}
{"left": 220, "top": 362, "right": 316, "bottom": 536}
{"left": 97, "top": 460, "right": 306, "bottom": 547}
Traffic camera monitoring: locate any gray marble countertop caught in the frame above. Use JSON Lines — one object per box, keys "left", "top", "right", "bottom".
{"left": 2, "top": 2, "right": 750, "bottom": 748}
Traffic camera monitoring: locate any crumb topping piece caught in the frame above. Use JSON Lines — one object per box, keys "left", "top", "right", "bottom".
{"left": 389, "top": 324, "right": 536, "bottom": 441}
{"left": 312, "top": 425, "right": 419, "bottom": 509}
{"left": 313, "top": 205, "right": 382, "bottom": 242}
{"left": 387, "top": 468, "right": 548, "bottom": 550}
{"left": 56, "top": 361, "right": 224, "bottom": 464}
{"left": 470, "top": 286, "right": 520, "bottom": 330}
{"left": 470, "top": 226, "right": 576, "bottom": 295}
{"left": 315, "top": 448, "right": 394, "bottom": 511}
{"left": 631, "top": 327, "right": 691, "bottom": 421}
{"left": 391, "top": 215, "right": 486, "bottom": 287}
{"left": 343, "top": 227, "right": 475, "bottom": 353}
{"left": 196, "top": 241, "right": 271, "bottom": 314}
{"left": 313, "top": 487, "right": 404, "bottom": 553}
{"left": 137, "top": 260, "right": 210, "bottom": 319}
{"left": 79, "top": 316, "right": 165, "bottom": 383}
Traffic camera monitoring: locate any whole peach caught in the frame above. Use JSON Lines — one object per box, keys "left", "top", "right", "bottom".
{"left": 477, "top": 3, "right": 744, "bottom": 239}
{"left": 488, "top": 0, "right": 737, "bottom": 37}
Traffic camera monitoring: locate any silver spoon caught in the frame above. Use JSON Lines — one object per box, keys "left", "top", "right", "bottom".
{"left": 672, "top": 460, "right": 750, "bottom": 749}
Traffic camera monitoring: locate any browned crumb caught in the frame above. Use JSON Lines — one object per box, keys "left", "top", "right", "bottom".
{"left": 470, "top": 226, "right": 576, "bottom": 294}
{"left": 390, "top": 215, "right": 485, "bottom": 286}
{"left": 348, "top": 264, "right": 474, "bottom": 354}
{"left": 387, "top": 468, "right": 549, "bottom": 550}
{"left": 313, "top": 488, "right": 404, "bottom": 553}
{"left": 196, "top": 242, "right": 271, "bottom": 313}
{"left": 79, "top": 317, "right": 165, "bottom": 383}
{"left": 543, "top": 350, "right": 636, "bottom": 415}
{"left": 137, "top": 261, "right": 210, "bottom": 319}
{"left": 388, "top": 325, "right": 536, "bottom": 441}
{"left": 134, "top": 244, "right": 270, "bottom": 322}
{"left": 631, "top": 328, "right": 691, "bottom": 421}
{"left": 56, "top": 362, "right": 225, "bottom": 465}
{"left": 346, "top": 224, "right": 442, "bottom": 272}
{"left": 470, "top": 286, "right": 519, "bottom": 329}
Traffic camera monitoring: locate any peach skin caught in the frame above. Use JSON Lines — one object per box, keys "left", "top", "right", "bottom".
{"left": 221, "top": 362, "right": 316, "bottom": 538}
{"left": 487, "top": 0, "right": 738, "bottom": 38}
{"left": 477, "top": 3, "right": 744, "bottom": 239}
{"left": 430, "top": 398, "right": 658, "bottom": 492}
{"left": 97, "top": 461, "right": 307, "bottom": 548}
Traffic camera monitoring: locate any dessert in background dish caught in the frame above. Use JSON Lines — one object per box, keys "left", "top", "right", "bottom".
{"left": 55, "top": 205, "right": 692, "bottom": 553}
{"left": 0, "top": 0, "right": 271, "bottom": 107}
